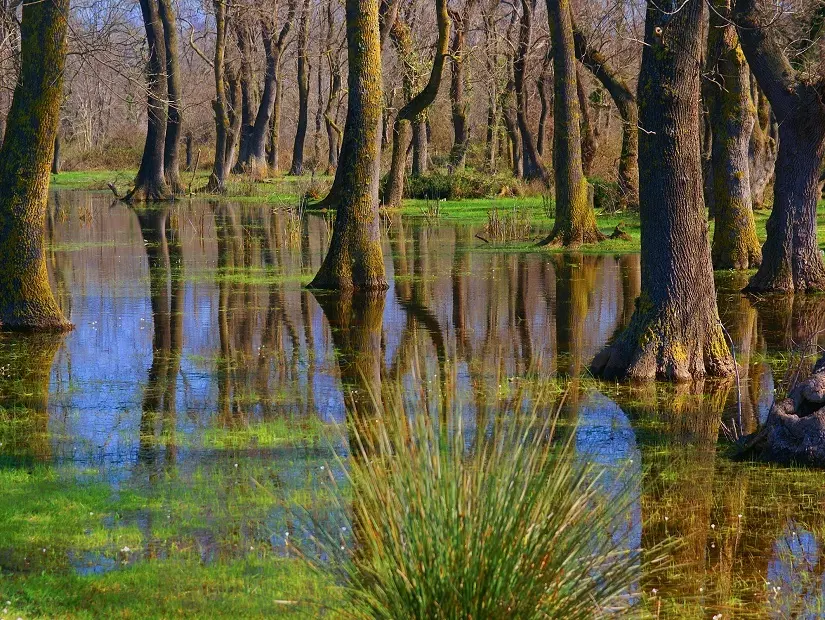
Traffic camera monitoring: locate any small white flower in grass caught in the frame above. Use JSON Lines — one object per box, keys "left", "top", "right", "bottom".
{"left": 121, "top": 546, "right": 131, "bottom": 553}
{"left": 664, "top": 516, "right": 669, "bottom": 521}
{"left": 651, "top": 589, "right": 658, "bottom": 595}
{"left": 320, "top": 465, "right": 325, "bottom": 470}
{"left": 42, "top": 548, "right": 46, "bottom": 553}
{"left": 234, "top": 463, "right": 238, "bottom": 468}
{"left": 711, "top": 524, "right": 716, "bottom": 529}
{"left": 699, "top": 587, "right": 704, "bottom": 593}
{"left": 250, "top": 546, "right": 254, "bottom": 551}
{"left": 738, "top": 514, "right": 743, "bottom": 519}
{"left": 711, "top": 543, "right": 716, "bottom": 548}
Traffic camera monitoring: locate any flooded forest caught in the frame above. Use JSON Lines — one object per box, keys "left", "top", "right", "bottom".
{"left": 1, "top": 0, "right": 825, "bottom": 617}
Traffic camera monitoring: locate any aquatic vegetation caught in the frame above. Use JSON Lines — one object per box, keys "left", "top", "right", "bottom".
{"left": 314, "top": 386, "right": 652, "bottom": 618}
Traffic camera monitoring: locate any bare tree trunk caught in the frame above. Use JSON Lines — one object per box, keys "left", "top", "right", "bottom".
{"left": 485, "top": 97, "right": 498, "bottom": 171}
{"left": 0, "top": 0, "right": 71, "bottom": 329}
{"left": 129, "top": 0, "right": 172, "bottom": 201}
{"left": 448, "top": 1, "right": 476, "bottom": 170}
{"left": 539, "top": 0, "right": 603, "bottom": 246}
{"left": 591, "top": 0, "right": 733, "bottom": 381}
{"left": 232, "top": 21, "right": 256, "bottom": 172}
{"left": 244, "top": 2, "right": 296, "bottom": 172}
{"left": 536, "top": 72, "right": 549, "bottom": 157}
{"left": 52, "top": 131, "right": 61, "bottom": 175}
{"left": 383, "top": 0, "right": 451, "bottom": 208}
{"left": 158, "top": 0, "right": 182, "bottom": 193}
{"left": 571, "top": 18, "right": 639, "bottom": 210}
{"left": 411, "top": 118, "right": 428, "bottom": 176}
{"left": 289, "top": 0, "right": 312, "bottom": 176}
{"left": 576, "top": 67, "right": 596, "bottom": 176}
{"left": 310, "top": 0, "right": 388, "bottom": 291}
{"left": 208, "top": 2, "right": 241, "bottom": 192}
{"left": 514, "top": 0, "right": 548, "bottom": 182}
{"left": 268, "top": 59, "right": 284, "bottom": 172}
{"left": 706, "top": 0, "right": 761, "bottom": 270}
{"left": 736, "top": 0, "right": 825, "bottom": 292}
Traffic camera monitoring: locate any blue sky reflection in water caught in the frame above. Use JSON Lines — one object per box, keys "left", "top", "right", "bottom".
{"left": 2, "top": 191, "right": 825, "bottom": 615}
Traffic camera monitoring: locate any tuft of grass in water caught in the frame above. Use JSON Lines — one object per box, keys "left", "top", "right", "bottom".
{"left": 311, "top": 383, "right": 657, "bottom": 619}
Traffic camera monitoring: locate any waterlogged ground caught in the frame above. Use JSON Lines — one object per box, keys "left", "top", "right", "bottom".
{"left": 1, "top": 191, "right": 825, "bottom": 617}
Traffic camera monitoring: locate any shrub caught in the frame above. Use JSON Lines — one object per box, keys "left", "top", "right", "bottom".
{"left": 313, "top": 381, "right": 653, "bottom": 619}
{"left": 402, "top": 169, "right": 520, "bottom": 200}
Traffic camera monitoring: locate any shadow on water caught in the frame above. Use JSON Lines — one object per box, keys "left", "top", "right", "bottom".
{"left": 5, "top": 191, "right": 825, "bottom": 615}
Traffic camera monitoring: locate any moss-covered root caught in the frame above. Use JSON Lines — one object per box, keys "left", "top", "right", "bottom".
{"left": 590, "top": 300, "right": 735, "bottom": 382}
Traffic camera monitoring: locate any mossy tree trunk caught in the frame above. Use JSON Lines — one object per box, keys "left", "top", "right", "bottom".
{"left": 572, "top": 17, "right": 639, "bottom": 210}
{"left": 289, "top": 0, "right": 312, "bottom": 176}
{"left": 514, "top": 0, "right": 548, "bottom": 182}
{"left": 243, "top": 0, "right": 296, "bottom": 172}
{"left": 309, "top": 0, "right": 388, "bottom": 291}
{"left": 539, "top": 0, "right": 603, "bottom": 246}
{"left": 383, "top": 0, "right": 451, "bottom": 208}
{"left": 268, "top": 59, "right": 285, "bottom": 172}
{"left": 129, "top": 0, "right": 173, "bottom": 202}
{"left": 232, "top": 21, "right": 257, "bottom": 172}
{"left": 705, "top": 0, "right": 761, "bottom": 270}
{"left": 411, "top": 118, "right": 428, "bottom": 176}
{"left": 735, "top": 0, "right": 825, "bottom": 292}
{"left": 0, "top": 0, "right": 71, "bottom": 330}
{"left": 590, "top": 0, "right": 734, "bottom": 382}
{"left": 158, "top": 0, "right": 183, "bottom": 193}
{"left": 323, "top": 0, "right": 344, "bottom": 173}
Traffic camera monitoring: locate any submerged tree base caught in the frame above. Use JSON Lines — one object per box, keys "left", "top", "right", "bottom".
{"left": 737, "top": 361, "right": 825, "bottom": 465}
{"left": 590, "top": 295, "right": 735, "bottom": 382}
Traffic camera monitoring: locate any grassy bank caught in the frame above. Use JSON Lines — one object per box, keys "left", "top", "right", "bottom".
{"left": 50, "top": 168, "right": 825, "bottom": 260}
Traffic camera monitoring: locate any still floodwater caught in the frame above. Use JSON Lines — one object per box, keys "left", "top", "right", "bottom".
{"left": 2, "top": 191, "right": 825, "bottom": 617}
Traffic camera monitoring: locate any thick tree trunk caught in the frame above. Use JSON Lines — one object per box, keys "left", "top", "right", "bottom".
{"left": 514, "top": 0, "right": 548, "bottom": 183}
{"left": 706, "top": 0, "right": 761, "bottom": 270}
{"left": 244, "top": 4, "right": 295, "bottom": 172}
{"left": 129, "top": 0, "right": 172, "bottom": 201}
{"left": 500, "top": 81, "right": 522, "bottom": 177}
{"left": 383, "top": 0, "right": 451, "bottom": 208}
{"left": 571, "top": 18, "right": 639, "bottom": 209}
{"left": 309, "top": 0, "right": 388, "bottom": 291}
{"left": 289, "top": 0, "right": 312, "bottom": 176}
{"left": 158, "top": 0, "right": 183, "bottom": 193}
{"left": 324, "top": 58, "right": 343, "bottom": 173}
{"left": 539, "top": 0, "right": 603, "bottom": 246}
{"left": 735, "top": 0, "right": 825, "bottom": 292}
{"left": 0, "top": 0, "right": 71, "bottom": 330}
{"left": 590, "top": 0, "right": 734, "bottom": 381}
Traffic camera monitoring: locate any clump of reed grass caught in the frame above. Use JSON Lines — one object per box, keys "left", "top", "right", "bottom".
{"left": 311, "top": 378, "right": 653, "bottom": 618}
{"left": 483, "top": 204, "right": 532, "bottom": 242}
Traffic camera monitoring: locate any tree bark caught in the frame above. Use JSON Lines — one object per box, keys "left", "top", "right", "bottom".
{"left": 576, "top": 66, "right": 597, "bottom": 176}
{"left": 571, "top": 19, "right": 639, "bottom": 210}
{"left": 0, "top": 0, "right": 71, "bottom": 329}
{"left": 268, "top": 59, "right": 285, "bottom": 172}
{"left": 590, "top": 0, "right": 734, "bottom": 381}
{"left": 447, "top": 2, "right": 475, "bottom": 170}
{"left": 705, "top": 0, "right": 761, "bottom": 270}
{"left": 536, "top": 72, "right": 549, "bottom": 158}
{"left": 158, "top": 0, "right": 183, "bottom": 193}
{"left": 539, "top": 0, "right": 603, "bottom": 246}
{"left": 309, "top": 0, "right": 388, "bottom": 291}
{"left": 129, "top": 0, "right": 173, "bottom": 201}
{"left": 52, "top": 131, "right": 61, "bottom": 175}
{"left": 289, "top": 0, "right": 312, "bottom": 176}
{"left": 514, "top": 0, "right": 548, "bottom": 182}
{"left": 735, "top": 0, "right": 825, "bottom": 292}
{"left": 383, "top": 0, "right": 451, "bottom": 208}
{"left": 748, "top": 82, "right": 777, "bottom": 210}
{"left": 243, "top": 1, "right": 296, "bottom": 172}
{"left": 411, "top": 119, "right": 428, "bottom": 176}
{"left": 233, "top": 20, "right": 257, "bottom": 172}
{"left": 208, "top": 3, "right": 242, "bottom": 192}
